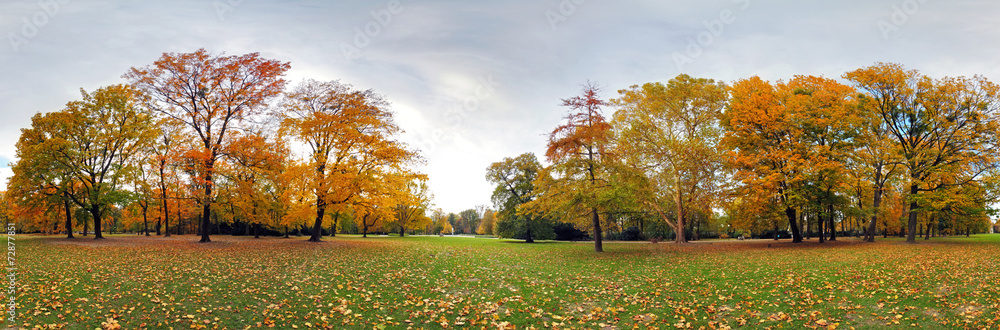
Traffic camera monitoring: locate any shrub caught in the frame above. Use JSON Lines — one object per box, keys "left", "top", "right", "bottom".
{"left": 553, "top": 223, "right": 590, "bottom": 241}
{"left": 619, "top": 226, "right": 645, "bottom": 241}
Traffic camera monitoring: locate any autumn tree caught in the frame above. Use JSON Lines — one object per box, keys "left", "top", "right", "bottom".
{"left": 780, "top": 75, "right": 859, "bottom": 242}
{"left": 533, "top": 83, "right": 615, "bottom": 251}
{"left": 126, "top": 49, "right": 290, "bottom": 242}
{"left": 8, "top": 112, "right": 80, "bottom": 238}
{"left": 0, "top": 192, "right": 9, "bottom": 229}
{"left": 722, "top": 76, "right": 806, "bottom": 242}
{"left": 217, "top": 131, "right": 289, "bottom": 236}
{"left": 149, "top": 118, "right": 187, "bottom": 237}
{"left": 428, "top": 208, "right": 452, "bottom": 235}
{"left": 845, "top": 63, "right": 1000, "bottom": 243}
{"left": 11, "top": 85, "right": 155, "bottom": 239}
{"left": 278, "top": 79, "right": 421, "bottom": 242}
{"left": 131, "top": 154, "right": 158, "bottom": 236}
{"left": 612, "top": 74, "right": 727, "bottom": 243}
{"left": 477, "top": 209, "right": 496, "bottom": 235}
{"left": 458, "top": 209, "right": 481, "bottom": 235}
{"left": 389, "top": 178, "right": 432, "bottom": 237}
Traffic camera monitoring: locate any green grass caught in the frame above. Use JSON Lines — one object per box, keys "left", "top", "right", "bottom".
{"left": 8, "top": 233, "right": 1000, "bottom": 329}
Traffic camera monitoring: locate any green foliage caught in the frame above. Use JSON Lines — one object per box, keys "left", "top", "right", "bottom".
{"left": 494, "top": 212, "right": 555, "bottom": 241}
{"left": 612, "top": 74, "right": 729, "bottom": 243}
{"left": 486, "top": 153, "right": 551, "bottom": 242}
{"left": 9, "top": 84, "right": 156, "bottom": 238}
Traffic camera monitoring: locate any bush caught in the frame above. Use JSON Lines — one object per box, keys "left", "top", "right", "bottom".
{"left": 618, "top": 226, "right": 645, "bottom": 241}
{"left": 553, "top": 223, "right": 589, "bottom": 241}
{"left": 495, "top": 215, "right": 555, "bottom": 241}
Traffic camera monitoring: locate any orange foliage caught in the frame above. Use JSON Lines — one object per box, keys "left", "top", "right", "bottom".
{"left": 126, "top": 49, "right": 290, "bottom": 242}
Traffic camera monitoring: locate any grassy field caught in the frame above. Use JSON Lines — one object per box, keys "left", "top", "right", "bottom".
{"left": 8, "top": 234, "right": 1000, "bottom": 329}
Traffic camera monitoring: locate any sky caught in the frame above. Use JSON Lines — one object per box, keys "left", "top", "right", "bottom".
{"left": 1, "top": 0, "right": 999, "bottom": 213}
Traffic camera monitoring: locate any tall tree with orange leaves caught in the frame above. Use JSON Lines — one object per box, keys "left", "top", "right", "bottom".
{"left": 537, "top": 82, "right": 615, "bottom": 252}
{"left": 150, "top": 118, "right": 187, "bottom": 237}
{"left": 780, "top": 75, "right": 859, "bottom": 242}
{"left": 722, "top": 76, "right": 806, "bottom": 243}
{"left": 126, "top": 49, "right": 290, "bottom": 243}
{"left": 278, "top": 79, "right": 422, "bottom": 242}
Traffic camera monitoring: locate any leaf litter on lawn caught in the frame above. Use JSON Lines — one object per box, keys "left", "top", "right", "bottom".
{"left": 10, "top": 234, "right": 1000, "bottom": 329}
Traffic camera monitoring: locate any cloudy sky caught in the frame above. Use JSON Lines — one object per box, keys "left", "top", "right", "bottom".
{"left": 1, "top": 0, "right": 999, "bottom": 212}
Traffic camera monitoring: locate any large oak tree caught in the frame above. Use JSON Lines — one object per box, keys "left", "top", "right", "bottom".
{"left": 126, "top": 49, "right": 290, "bottom": 242}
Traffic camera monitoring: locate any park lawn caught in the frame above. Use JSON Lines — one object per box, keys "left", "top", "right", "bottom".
{"left": 8, "top": 234, "right": 1000, "bottom": 329}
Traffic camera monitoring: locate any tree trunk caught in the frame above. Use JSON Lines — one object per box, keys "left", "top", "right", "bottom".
{"left": 675, "top": 176, "right": 687, "bottom": 244}
{"left": 91, "top": 204, "right": 104, "bottom": 239}
{"left": 399, "top": 225, "right": 405, "bottom": 237}
{"left": 865, "top": 178, "right": 883, "bottom": 242}
{"left": 284, "top": 225, "right": 289, "bottom": 238}
{"left": 330, "top": 212, "right": 339, "bottom": 237}
{"left": 83, "top": 214, "right": 89, "bottom": 236}
{"left": 693, "top": 216, "right": 700, "bottom": 241}
{"left": 163, "top": 205, "right": 171, "bottom": 237}
{"left": 924, "top": 220, "right": 931, "bottom": 240}
{"left": 199, "top": 159, "right": 213, "bottom": 243}
{"left": 827, "top": 204, "right": 836, "bottom": 241}
{"left": 591, "top": 208, "right": 602, "bottom": 251}
{"left": 310, "top": 196, "right": 325, "bottom": 242}
{"left": 525, "top": 224, "right": 534, "bottom": 243}
{"left": 156, "top": 217, "right": 161, "bottom": 236}
{"left": 159, "top": 159, "right": 171, "bottom": 238}
{"left": 802, "top": 211, "right": 809, "bottom": 238}
{"left": 63, "top": 196, "right": 74, "bottom": 239}
{"left": 785, "top": 207, "right": 802, "bottom": 243}
{"left": 905, "top": 183, "right": 918, "bottom": 243}
{"left": 254, "top": 223, "right": 260, "bottom": 238}
{"left": 818, "top": 205, "right": 825, "bottom": 243}
{"left": 142, "top": 203, "right": 150, "bottom": 236}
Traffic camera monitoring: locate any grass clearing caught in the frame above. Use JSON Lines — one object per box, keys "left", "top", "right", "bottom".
{"left": 9, "top": 234, "right": 1000, "bottom": 329}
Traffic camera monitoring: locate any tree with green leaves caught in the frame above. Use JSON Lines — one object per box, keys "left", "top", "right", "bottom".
{"left": 10, "top": 85, "right": 156, "bottom": 239}
{"left": 458, "top": 209, "right": 481, "bottom": 235}
{"left": 486, "top": 153, "right": 552, "bottom": 242}
{"left": 844, "top": 63, "right": 1000, "bottom": 243}
{"left": 9, "top": 112, "right": 80, "bottom": 238}
{"left": 613, "top": 74, "right": 728, "bottom": 243}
